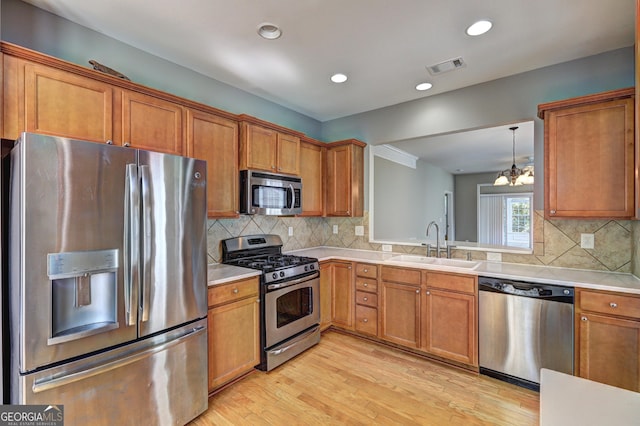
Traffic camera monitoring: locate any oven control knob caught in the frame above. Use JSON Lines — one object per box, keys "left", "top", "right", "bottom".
{"left": 279, "top": 271, "right": 285, "bottom": 278}
{"left": 310, "top": 264, "right": 315, "bottom": 270}
{"left": 272, "top": 273, "right": 278, "bottom": 280}
{"left": 304, "top": 265, "right": 309, "bottom": 271}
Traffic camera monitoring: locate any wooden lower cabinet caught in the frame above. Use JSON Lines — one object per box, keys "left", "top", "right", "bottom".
{"left": 330, "top": 261, "right": 354, "bottom": 329}
{"left": 575, "top": 289, "right": 640, "bottom": 391}
{"left": 380, "top": 266, "right": 421, "bottom": 348}
{"left": 354, "top": 263, "right": 378, "bottom": 336}
{"left": 207, "top": 277, "right": 260, "bottom": 393}
{"left": 319, "top": 262, "right": 333, "bottom": 330}
{"left": 422, "top": 288, "right": 477, "bottom": 365}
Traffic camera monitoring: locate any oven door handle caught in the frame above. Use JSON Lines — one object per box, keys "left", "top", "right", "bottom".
{"left": 267, "top": 271, "right": 320, "bottom": 291}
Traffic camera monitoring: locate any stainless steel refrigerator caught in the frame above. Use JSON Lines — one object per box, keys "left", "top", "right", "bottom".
{"left": 5, "top": 133, "right": 208, "bottom": 425}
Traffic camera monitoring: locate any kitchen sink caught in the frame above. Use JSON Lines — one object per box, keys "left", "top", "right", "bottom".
{"left": 388, "top": 254, "right": 479, "bottom": 269}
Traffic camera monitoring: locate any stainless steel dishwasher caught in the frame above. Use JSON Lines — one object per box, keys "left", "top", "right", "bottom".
{"left": 478, "top": 276, "right": 574, "bottom": 390}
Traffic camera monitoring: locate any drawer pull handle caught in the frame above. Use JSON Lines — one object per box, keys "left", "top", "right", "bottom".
{"left": 363, "top": 269, "right": 368, "bottom": 273}
{"left": 363, "top": 283, "right": 368, "bottom": 287}
{"left": 609, "top": 302, "right": 618, "bottom": 308}
{"left": 363, "top": 318, "right": 368, "bottom": 323}
{"left": 233, "top": 288, "right": 239, "bottom": 294}
{"left": 363, "top": 297, "right": 368, "bottom": 301}
{"left": 581, "top": 316, "right": 588, "bottom": 321}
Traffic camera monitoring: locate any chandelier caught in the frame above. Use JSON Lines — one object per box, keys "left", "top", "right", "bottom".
{"left": 494, "top": 126, "right": 534, "bottom": 186}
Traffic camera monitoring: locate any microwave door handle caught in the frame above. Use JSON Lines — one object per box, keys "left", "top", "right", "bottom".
{"left": 289, "top": 183, "right": 295, "bottom": 211}
{"left": 124, "top": 164, "right": 140, "bottom": 327}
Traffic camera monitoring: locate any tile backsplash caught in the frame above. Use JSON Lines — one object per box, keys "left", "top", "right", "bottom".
{"left": 207, "top": 210, "right": 638, "bottom": 277}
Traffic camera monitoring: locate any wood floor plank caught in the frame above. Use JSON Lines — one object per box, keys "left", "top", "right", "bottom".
{"left": 191, "top": 331, "right": 539, "bottom": 425}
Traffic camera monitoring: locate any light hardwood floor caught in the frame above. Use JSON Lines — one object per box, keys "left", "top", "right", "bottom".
{"left": 190, "top": 330, "right": 539, "bottom": 425}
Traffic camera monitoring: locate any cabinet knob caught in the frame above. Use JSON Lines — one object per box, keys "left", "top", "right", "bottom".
{"left": 363, "top": 318, "right": 368, "bottom": 323}
{"left": 363, "top": 269, "right": 368, "bottom": 273}
{"left": 426, "top": 291, "right": 430, "bottom": 295}
{"left": 415, "top": 289, "right": 420, "bottom": 294}
{"left": 363, "top": 283, "right": 368, "bottom": 287}
{"left": 550, "top": 210, "right": 556, "bottom": 214}
{"left": 581, "top": 316, "right": 588, "bottom": 321}
{"left": 233, "top": 288, "right": 239, "bottom": 294}
{"left": 124, "top": 142, "right": 131, "bottom": 147}
{"left": 106, "top": 140, "right": 113, "bottom": 145}
{"left": 609, "top": 302, "right": 618, "bottom": 308}
{"left": 363, "top": 297, "right": 368, "bottom": 302}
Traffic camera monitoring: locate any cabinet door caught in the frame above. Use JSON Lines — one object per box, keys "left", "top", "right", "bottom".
{"left": 207, "top": 297, "right": 260, "bottom": 392}
{"left": 325, "top": 144, "right": 353, "bottom": 216}
{"left": 276, "top": 133, "right": 300, "bottom": 175}
{"left": 380, "top": 281, "right": 421, "bottom": 348}
{"left": 331, "top": 262, "right": 354, "bottom": 329}
{"left": 545, "top": 97, "right": 634, "bottom": 218}
{"left": 423, "top": 289, "right": 477, "bottom": 366}
{"left": 298, "top": 141, "right": 324, "bottom": 216}
{"left": 122, "top": 90, "right": 184, "bottom": 155}
{"left": 240, "top": 123, "right": 277, "bottom": 172}
{"left": 319, "top": 262, "right": 333, "bottom": 330}
{"left": 576, "top": 312, "right": 640, "bottom": 392}
{"left": 187, "top": 109, "right": 239, "bottom": 218}
{"left": 22, "top": 62, "right": 113, "bottom": 143}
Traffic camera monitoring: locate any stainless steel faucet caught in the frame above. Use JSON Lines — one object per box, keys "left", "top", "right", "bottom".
{"left": 426, "top": 221, "right": 440, "bottom": 258}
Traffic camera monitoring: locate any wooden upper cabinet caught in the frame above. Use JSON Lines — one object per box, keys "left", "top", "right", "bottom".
{"left": 186, "top": 109, "right": 239, "bottom": 218}
{"left": 538, "top": 88, "right": 635, "bottom": 219}
{"left": 121, "top": 90, "right": 184, "bottom": 155}
{"left": 4, "top": 58, "right": 114, "bottom": 142}
{"left": 325, "top": 139, "right": 365, "bottom": 217}
{"left": 239, "top": 120, "right": 300, "bottom": 175}
{"left": 298, "top": 139, "right": 325, "bottom": 216}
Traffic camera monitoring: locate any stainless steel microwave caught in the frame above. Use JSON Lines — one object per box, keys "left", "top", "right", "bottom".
{"left": 240, "top": 170, "right": 302, "bottom": 215}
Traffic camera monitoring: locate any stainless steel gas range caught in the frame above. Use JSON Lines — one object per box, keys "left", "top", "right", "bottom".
{"left": 221, "top": 235, "right": 320, "bottom": 371}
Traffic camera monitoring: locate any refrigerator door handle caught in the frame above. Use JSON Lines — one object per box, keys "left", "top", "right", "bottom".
{"left": 31, "top": 325, "right": 207, "bottom": 394}
{"left": 124, "top": 164, "right": 140, "bottom": 327}
{"left": 140, "top": 165, "right": 152, "bottom": 322}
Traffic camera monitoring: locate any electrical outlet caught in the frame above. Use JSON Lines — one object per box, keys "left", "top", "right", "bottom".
{"left": 580, "top": 233, "right": 594, "bottom": 249}
{"left": 333, "top": 225, "right": 338, "bottom": 234}
{"left": 288, "top": 226, "right": 293, "bottom": 236}
{"left": 355, "top": 226, "right": 364, "bottom": 236}
{"left": 381, "top": 244, "right": 392, "bottom": 252}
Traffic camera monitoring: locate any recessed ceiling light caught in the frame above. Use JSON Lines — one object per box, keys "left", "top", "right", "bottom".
{"left": 257, "top": 23, "right": 282, "bottom": 40}
{"left": 331, "top": 73, "right": 348, "bottom": 83}
{"left": 466, "top": 20, "right": 492, "bottom": 36}
{"left": 416, "top": 82, "right": 433, "bottom": 91}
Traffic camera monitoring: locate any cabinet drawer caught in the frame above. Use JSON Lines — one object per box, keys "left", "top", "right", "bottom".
{"left": 356, "top": 263, "right": 377, "bottom": 279}
{"left": 356, "top": 278, "right": 378, "bottom": 293}
{"left": 208, "top": 278, "right": 259, "bottom": 308}
{"left": 356, "top": 291, "right": 377, "bottom": 308}
{"left": 579, "top": 290, "right": 640, "bottom": 319}
{"left": 355, "top": 305, "right": 377, "bottom": 336}
{"left": 381, "top": 266, "right": 421, "bottom": 285}
{"left": 425, "top": 272, "right": 476, "bottom": 294}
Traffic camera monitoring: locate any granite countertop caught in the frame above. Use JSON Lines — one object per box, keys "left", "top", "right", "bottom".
{"left": 208, "top": 246, "right": 640, "bottom": 294}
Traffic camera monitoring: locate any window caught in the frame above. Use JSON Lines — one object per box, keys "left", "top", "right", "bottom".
{"left": 478, "top": 192, "right": 532, "bottom": 249}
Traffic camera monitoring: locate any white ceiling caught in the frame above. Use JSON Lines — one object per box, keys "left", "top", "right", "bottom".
{"left": 389, "top": 121, "right": 535, "bottom": 175}
{"left": 22, "top": 0, "right": 635, "bottom": 123}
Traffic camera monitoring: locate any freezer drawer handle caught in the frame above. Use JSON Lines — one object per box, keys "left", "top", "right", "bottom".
{"left": 31, "top": 325, "right": 206, "bottom": 394}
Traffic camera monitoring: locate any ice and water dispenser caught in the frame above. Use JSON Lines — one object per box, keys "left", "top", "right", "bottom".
{"left": 47, "top": 249, "right": 119, "bottom": 345}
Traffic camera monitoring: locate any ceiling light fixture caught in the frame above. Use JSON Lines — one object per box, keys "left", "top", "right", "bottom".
{"left": 257, "top": 23, "right": 282, "bottom": 40}
{"left": 466, "top": 20, "right": 492, "bottom": 36}
{"left": 494, "top": 126, "right": 534, "bottom": 186}
{"left": 331, "top": 73, "right": 348, "bottom": 83}
{"left": 415, "top": 82, "right": 433, "bottom": 91}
